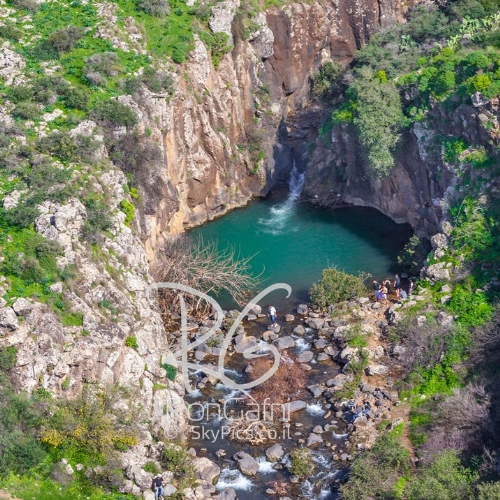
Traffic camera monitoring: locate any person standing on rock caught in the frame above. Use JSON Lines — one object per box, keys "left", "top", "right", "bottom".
{"left": 383, "top": 278, "right": 392, "bottom": 296}
{"left": 408, "top": 279, "right": 415, "bottom": 295}
{"left": 380, "top": 283, "right": 388, "bottom": 305}
{"left": 393, "top": 274, "right": 401, "bottom": 299}
{"left": 268, "top": 305, "right": 277, "bottom": 326}
{"left": 373, "top": 280, "right": 380, "bottom": 301}
{"left": 152, "top": 474, "right": 164, "bottom": 500}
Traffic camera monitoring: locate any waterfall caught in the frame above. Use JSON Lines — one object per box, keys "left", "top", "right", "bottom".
{"left": 257, "top": 162, "right": 305, "bottom": 235}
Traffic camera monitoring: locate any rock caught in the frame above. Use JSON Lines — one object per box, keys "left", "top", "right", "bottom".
{"left": 293, "top": 325, "right": 306, "bottom": 335}
{"left": 2, "top": 189, "right": 24, "bottom": 210}
{"left": 307, "top": 385, "right": 324, "bottom": 398}
{"left": 265, "top": 443, "right": 284, "bottom": 462}
{"left": 312, "top": 425, "right": 324, "bottom": 434}
{"left": 194, "top": 350, "right": 205, "bottom": 361}
{"left": 371, "top": 302, "right": 381, "bottom": 310}
{"left": 314, "top": 339, "right": 328, "bottom": 349}
{"left": 431, "top": 233, "right": 448, "bottom": 251}
{"left": 12, "top": 297, "right": 32, "bottom": 316}
{"left": 471, "top": 91, "right": 489, "bottom": 107}
{"left": 317, "top": 353, "right": 329, "bottom": 361}
{"left": 297, "top": 304, "right": 308, "bottom": 315}
{"left": 297, "top": 351, "right": 314, "bottom": 363}
{"left": 306, "top": 433, "right": 323, "bottom": 446}
{"left": 49, "top": 282, "right": 63, "bottom": 293}
{"left": 339, "top": 346, "right": 358, "bottom": 363}
{"left": 441, "top": 220, "right": 453, "bottom": 236}
{"left": 273, "top": 336, "right": 295, "bottom": 351}
{"left": 323, "top": 346, "right": 338, "bottom": 357}
{"left": 354, "top": 416, "right": 368, "bottom": 428}
{"left": 262, "top": 330, "right": 273, "bottom": 341}
{"left": 361, "top": 383, "right": 375, "bottom": 393}
{"left": 284, "top": 314, "right": 295, "bottom": 322}
{"left": 357, "top": 297, "right": 370, "bottom": 304}
{"left": 192, "top": 457, "right": 220, "bottom": 485}
{"left": 306, "top": 317, "right": 325, "bottom": 330}
{"left": 0, "top": 307, "right": 18, "bottom": 331}
{"left": 436, "top": 311, "right": 454, "bottom": 328}
{"left": 326, "top": 374, "right": 350, "bottom": 388}
{"left": 247, "top": 314, "right": 257, "bottom": 321}
{"left": 143, "top": 491, "right": 155, "bottom": 500}
{"left": 368, "top": 345, "right": 384, "bottom": 360}
{"left": 248, "top": 303, "right": 262, "bottom": 316}
{"left": 234, "top": 335, "right": 257, "bottom": 353}
{"left": 219, "top": 488, "right": 237, "bottom": 500}
{"left": 366, "top": 364, "right": 389, "bottom": 376}
{"left": 392, "top": 345, "right": 406, "bottom": 358}
{"left": 233, "top": 451, "right": 259, "bottom": 476}
{"left": 441, "top": 284, "right": 452, "bottom": 293}
{"left": 416, "top": 315, "right": 427, "bottom": 327}
{"left": 286, "top": 400, "right": 307, "bottom": 413}
{"left": 426, "top": 263, "right": 450, "bottom": 282}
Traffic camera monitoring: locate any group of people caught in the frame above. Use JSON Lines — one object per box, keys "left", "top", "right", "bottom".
{"left": 373, "top": 274, "right": 414, "bottom": 305}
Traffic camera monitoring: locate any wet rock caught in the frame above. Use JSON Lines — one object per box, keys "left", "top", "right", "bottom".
{"left": 317, "top": 353, "right": 330, "bottom": 361}
{"left": 0, "top": 307, "right": 18, "bottom": 331}
{"left": 300, "top": 364, "right": 312, "bottom": 371}
{"left": 285, "top": 314, "right": 295, "bottom": 322}
{"left": 233, "top": 451, "right": 259, "bottom": 476}
{"left": 293, "top": 325, "right": 306, "bottom": 335}
{"left": 265, "top": 443, "right": 284, "bottom": 462}
{"left": 365, "top": 365, "right": 389, "bottom": 376}
{"left": 297, "top": 351, "right": 314, "bottom": 363}
{"left": 192, "top": 457, "right": 220, "bottom": 485}
{"left": 247, "top": 314, "right": 257, "bottom": 321}
{"left": 12, "top": 298, "right": 32, "bottom": 316}
{"left": 234, "top": 335, "right": 257, "bottom": 353}
{"left": 323, "top": 346, "right": 338, "bottom": 357}
{"left": 248, "top": 304, "right": 262, "bottom": 316}
{"left": 269, "top": 323, "right": 281, "bottom": 333}
{"left": 314, "top": 339, "right": 328, "bottom": 349}
{"left": 312, "top": 425, "right": 324, "bottom": 434}
{"left": 262, "top": 330, "right": 273, "bottom": 341}
{"left": 297, "top": 304, "right": 308, "bottom": 315}
{"left": 306, "top": 433, "right": 323, "bottom": 446}
{"left": 306, "top": 317, "right": 325, "bottom": 330}
{"left": 273, "top": 336, "right": 295, "bottom": 351}
{"left": 219, "top": 488, "right": 237, "bottom": 500}
{"left": 307, "top": 385, "right": 324, "bottom": 398}
{"left": 286, "top": 400, "right": 307, "bottom": 413}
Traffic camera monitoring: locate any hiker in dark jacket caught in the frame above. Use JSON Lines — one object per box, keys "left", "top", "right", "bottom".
{"left": 152, "top": 475, "right": 164, "bottom": 500}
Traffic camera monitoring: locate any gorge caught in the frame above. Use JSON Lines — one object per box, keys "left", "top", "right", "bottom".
{"left": 0, "top": 0, "right": 499, "bottom": 499}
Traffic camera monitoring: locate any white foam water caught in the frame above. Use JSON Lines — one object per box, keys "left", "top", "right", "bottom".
{"left": 216, "top": 469, "right": 254, "bottom": 490}
{"left": 256, "top": 456, "right": 276, "bottom": 475}
{"left": 306, "top": 403, "right": 326, "bottom": 416}
{"left": 294, "top": 337, "right": 311, "bottom": 351}
{"left": 257, "top": 162, "right": 305, "bottom": 235}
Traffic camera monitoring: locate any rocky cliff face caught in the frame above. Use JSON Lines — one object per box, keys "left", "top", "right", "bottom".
{"left": 139, "top": 0, "right": 417, "bottom": 254}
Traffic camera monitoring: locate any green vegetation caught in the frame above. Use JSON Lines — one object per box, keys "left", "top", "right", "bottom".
{"left": 162, "top": 363, "right": 178, "bottom": 381}
{"left": 125, "top": 336, "right": 138, "bottom": 350}
{"left": 309, "top": 268, "right": 369, "bottom": 308}
{"left": 289, "top": 447, "right": 315, "bottom": 479}
{"left": 119, "top": 199, "right": 135, "bottom": 226}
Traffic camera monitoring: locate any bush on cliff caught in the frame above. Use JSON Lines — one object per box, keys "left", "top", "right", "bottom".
{"left": 309, "top": 267, "right": 368, "bottom": 308}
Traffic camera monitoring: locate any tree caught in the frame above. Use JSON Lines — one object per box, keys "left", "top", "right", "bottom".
{"left": 350, "top": 67, "right": 404, "bottom": 178}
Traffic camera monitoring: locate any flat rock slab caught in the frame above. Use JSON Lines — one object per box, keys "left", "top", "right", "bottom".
{"left": 286, "top": 400, "right": 307, "bottom": 413}
{"left": 297, "top": 351, "right": 314, "bottom": 363}
{"left": 273, "top": 336, "right": 295, "bottom": 350}
{"left": 306, "top": 433, "right": 323, "bottom": 447}
{"left": 317, "top": 353, "right": 330, "bottom": 361}
{"left": 293, "top": 325, "right": 306, "bottom": 335}
{"left": 266, "top": 443, "right": 284, "bottom": 462}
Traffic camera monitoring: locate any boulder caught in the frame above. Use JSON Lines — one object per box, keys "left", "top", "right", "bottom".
{"left": 284, "top": 314, "right": 295, "bottom": 322}
{"left": 306, "top": 317, "right": 325, "bottom": 330}
{"left": 314, "top": 339, "right": 328, "bottom": 349}
{"left": 339, "top": 346, "right": 358, "bottom": 363}
{"left": 286, "top": 400, "right": 307, "bottom": 413}
{"left": 297, "top": 351, "right": 314, "bottom": 363}
{"left": 317, "top": 353, "right": 329, "bottom": 361}
{"left": 143, "top": 491, "right": 155, "bottom": 500}
{"left": 265, "top": 443, "right": 284, "bottom": 462}
{"left": 192, "top": 457, "right": 220, "bottom": 485}
{"left": 233, "top": 451, "right": 259, "bottom": 476}
{"left": 293, "top": 325, "right": 306, "bottom": 335}
{"left": 307, "top": 385, "right": 324, "bottom": 398}
{"left": 0, "top": 307, "right": 18, "bottom": 331}
{"left": 297, "top": 304, "right": 308, "bottom": 315}
{"left": 248, "top": 304, "right": 262, "bottom": 316}
{"left": 164, "top": 484, "right": 178, "bottom": 497}
{"left": 247, "top": 314, "right": 257, "bottom": 321}
{"left": 234, "top": 335, "right": 257, "bottom": 353}
{"left": 12, "top": 297, "right": 32, "bottom": 316}
{"left": 436, "top": 311, "right": 454, "bottom": 328}
{"left": 219, "top": 488, "right": 237, "bottom": 500}
{"left": 431, "top": 233, "right": 448, "bottom": 251}
{"left": 273, "top": 336, "right": 295, "bottom": 351}
{"left": 365, "top": 364, "right": 389, "bottom": 376}
{"left": 306, "top": 433, "right": 323, "bottom": 446}
{"left": 426, "top": 262, "right": 451, "bottom": 282}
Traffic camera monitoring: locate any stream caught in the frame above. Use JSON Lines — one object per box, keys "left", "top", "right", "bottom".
{"left": 184, "top": 168, "right": 413, "bottom": 498}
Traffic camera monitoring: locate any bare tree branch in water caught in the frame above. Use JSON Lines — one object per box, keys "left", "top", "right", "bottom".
{"left": 151, "top": 235, "right": 261, "bottom": 320}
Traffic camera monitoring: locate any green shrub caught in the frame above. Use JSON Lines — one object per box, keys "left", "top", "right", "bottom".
{"left": 162, "top": 363, "right": 177, "bottom": 381}
{"left": 125, "top": 336, "right": 138, "bottom": 350}
{"left": 61, "top": 312, "right": 84, "bottom": 327}
{"left": 289, "top": 447, "right": 314, "bottom": 479}
{"left": 0, "top": 23, "right": 22, "bottom": 41}
{"left": 341, "top": 432, "right": 410, "bottom": 500}
{"left": 48, "top": 26, "right": 85, "bottom": 53}
{"left": 477, "top": 482, "right": 500, "bottom": 500}
{"left": 448, "top": 283, "right": 493, "bottom": 328}
{"left": 5, "top": 86, "right": 34, "bottom": 104}
{"left": 62, "top": 86, "right": 91, "bottom": 110}
{"left": 443, "top": 137, "right": 467, "bottom": 163}
{"left": 344, "top": 324, "right": 368, "bottom": 348}
{"left": 310, "top": 268, "right": 368, "bottom": 308}
{"left": 143, "top": 461, "right": 161, "bottom": 475}
{"left": 205, "top": 32, "right": 232, "bottom": 70}
{"left": 91, "top": 100, "right": 138, "bottom": 127}
{"left": 81, "top": 195, "right": 113, "bottom": 243}
{"left": 0, "top": 347, "right": 17, "bottom": 372}
{"left": 119, "top": 199, "right": 135, "bottom": 226}
{"left": 139, "top": 0, "right": 170, "bottom": 17}
{"left": 406, "top": 450, "right": 476, "bottom": 500}
{"left": 312, "top": 60, "right": 344, "bottom": 99}
{"left": 83, "top": 52, "right": 121, "bottom": 86}
{"left": 37, "top": 132, "right": 77, "bottom": 162}
{"left": 13, "top": 102, "right": 40, "bottom": 120}
{"left": 467, "top": 74, "right": 492, "bottom": 93}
